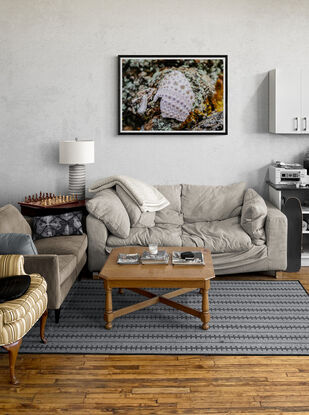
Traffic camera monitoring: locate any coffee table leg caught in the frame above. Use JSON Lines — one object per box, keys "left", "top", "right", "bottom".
{"left": 104, "top": 281, "right": 113, "bottom": 329}
{"left": 201, "top": 284, "right": 210, "bottom": 330}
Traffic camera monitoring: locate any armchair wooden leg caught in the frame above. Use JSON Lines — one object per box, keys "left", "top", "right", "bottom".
{"left": 2, "top": 338, "right": 22, "bottom": 385}
{"left": 55, "top": 308, "right": 61, "bottom": 324}
{"left": 40, "top": 309, "right": 48, "bottom": 344}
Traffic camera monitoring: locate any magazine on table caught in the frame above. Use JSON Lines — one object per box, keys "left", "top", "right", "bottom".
{"left": 117, "top": 253, "right": 140, "bottom": 265}
{"left": 140, "top": 250, "right": 169, "bottom": 265}
{"left": 172, "top": 251, "right": 205, "bottom": 265}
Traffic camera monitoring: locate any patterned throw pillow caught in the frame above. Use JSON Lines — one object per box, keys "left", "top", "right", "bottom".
{"left": 33, "top": 211, "right": 83, "bottom": 240}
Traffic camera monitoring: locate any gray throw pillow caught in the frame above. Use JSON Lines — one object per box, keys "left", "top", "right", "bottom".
{"left": 86, "top": 189, "right": 130, "bottom": 238}
{"left": 33, "top": 211, "right": 83, "bottom": 240}
{"left": 0, "top": 233, "right": 38, "bottom": 255}
{"left": 241, "top": 188, "right": 267, "bottom": 245}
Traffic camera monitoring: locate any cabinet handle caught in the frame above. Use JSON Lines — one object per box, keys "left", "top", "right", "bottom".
{"left": 304, "top": 117, "right": 307, "bottom": 131}
{"left": 295, "top": 117, "right": 299, "bottom": 131}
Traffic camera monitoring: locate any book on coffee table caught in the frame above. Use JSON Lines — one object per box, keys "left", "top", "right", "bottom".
{"left": 140, "top": 250, "right": 169, "bottom": 265}
{"left": 117, "top": 253, "right": 140, "bottom": 265}
{"left": 172, "top": 251, "right": 205, "bottom": 265}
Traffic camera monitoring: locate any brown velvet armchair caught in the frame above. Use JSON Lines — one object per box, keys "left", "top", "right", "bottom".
{"left": 0, "top": 204, "right": 87, "bottom": 323}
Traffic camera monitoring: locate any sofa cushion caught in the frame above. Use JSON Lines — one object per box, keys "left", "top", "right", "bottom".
{"left": 0, "top": 233, "right": 38, "bottom": 255}
{"left": 116, "top": 185, "right": 155, "bottom": 228}
{"left": 182, "top": 182, "right": 246, "bottom": 222}
{"left": 241, "top": 188, "right": 267, "bottom": 245}
{"left": 182, "top": 217, "right": 252, "bottom": 253}
{"left": 0, "top": 205, "right": 32, "bottom": 235}
{"left": 86, "top": 189, "right": 130, "bottom": 238}
{"left": 34, "top": 234, "right": 87, "bottom": 264}
{"left": 155, "top": 185, "right": 183, "bottom": 226}
{"left": 107, "top": 225, "right": 182, "bottom": 248}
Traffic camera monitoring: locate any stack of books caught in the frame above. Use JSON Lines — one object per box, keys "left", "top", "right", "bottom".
{"left": 140, "top": 250, "right": 169, "bottom": 265}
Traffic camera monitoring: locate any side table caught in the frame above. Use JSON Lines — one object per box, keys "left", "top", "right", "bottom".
{"left": 18, "top": 200, "right": 87, "bottom": 217}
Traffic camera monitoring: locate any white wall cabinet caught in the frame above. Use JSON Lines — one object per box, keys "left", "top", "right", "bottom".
{"left": 269, "top": 68, "right": 309, "bottom": 134}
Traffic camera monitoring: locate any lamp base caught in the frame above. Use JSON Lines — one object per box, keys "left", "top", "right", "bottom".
{"left": 69, "top": 164, "right": 86, "bottom": 200}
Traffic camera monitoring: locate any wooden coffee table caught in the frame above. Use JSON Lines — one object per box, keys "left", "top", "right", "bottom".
{"left": 99, "top": 246, "right": 215, "bottom": 330}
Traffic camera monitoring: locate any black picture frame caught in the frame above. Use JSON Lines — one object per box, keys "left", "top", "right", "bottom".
{"left": 118, "top": 55, "right": 228, "bottom": 135}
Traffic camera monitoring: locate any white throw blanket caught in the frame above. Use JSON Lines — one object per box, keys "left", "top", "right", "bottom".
{"left": 88, "top": 175, "right": 170, "bottom": 212}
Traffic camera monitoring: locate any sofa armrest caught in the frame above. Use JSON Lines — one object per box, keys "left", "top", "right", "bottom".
{"left": 23, "top": 254, "right": 61, "bottom": 309}
{"left": 0, "top": 255, "right": 26, "bottom": 277}
{"left": 86, "top": 214, "right": 109, "bottom": 272}
{"left": 265, "top": 201, "right": 287, "bottom": 270}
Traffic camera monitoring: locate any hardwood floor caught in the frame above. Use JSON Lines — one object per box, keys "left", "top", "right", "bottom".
{"left": 0, "top": 270, "right": 308, "bottom": 414}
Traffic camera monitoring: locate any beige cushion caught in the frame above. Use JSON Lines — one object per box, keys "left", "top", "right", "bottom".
{"left": 116, "top": 185, "right": 155, "bottom": 227}
{"left": 182, "top": 217, "right": 252, "bottom": 253}
{"left": 0, "top": 204, "right": 32, "bottom": 235}
{"left": 155, "top": 185, "right": 183, "bottom": 225}
{"left": 86, "top": 189, "right": 130, "bottom": 238}
{"left": 241, "top": 189, "right": 267, "bottom": 245}
{"left": 34, "top": 234, "right": 87, "bottom": 264}
{"left": 182, "top": 182, "right": 246, "bottom": 222}
{"left": 107, "top": 225, "right": 182, "bottom": 248}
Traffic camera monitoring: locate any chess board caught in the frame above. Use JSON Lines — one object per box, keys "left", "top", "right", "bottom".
{"left": 19, "top": 193, "right": 79, "bottom": 208}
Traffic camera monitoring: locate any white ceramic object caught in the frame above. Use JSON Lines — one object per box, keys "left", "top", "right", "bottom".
{"left": 154, "top": 70, "right": 194, "bottom": 122}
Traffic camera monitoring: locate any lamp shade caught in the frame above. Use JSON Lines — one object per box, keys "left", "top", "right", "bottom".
{"left": 59, "top": 140, "right": 95, "bottom": 165}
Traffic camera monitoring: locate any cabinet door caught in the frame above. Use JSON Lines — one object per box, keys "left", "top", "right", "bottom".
{"left": 301, "top": 68, "right": 309, "bottom": 134}
{"left": 275, "top": 69, "right": 301, "bottom": 134}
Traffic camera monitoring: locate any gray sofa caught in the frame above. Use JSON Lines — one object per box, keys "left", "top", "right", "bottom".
{"left": 86, "top": 182, "right": 287, "bottom": 275}
{"left": 0, "top": 204, "right": 87, "bottom": 322}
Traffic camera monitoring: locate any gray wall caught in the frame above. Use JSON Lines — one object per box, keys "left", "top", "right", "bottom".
{"left": 1, "top": 0, "right": 309, "bottom": 206}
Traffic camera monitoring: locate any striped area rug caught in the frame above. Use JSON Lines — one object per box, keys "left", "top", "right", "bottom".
{"left": 18, "top": 280, "right": 309, "bottom": 355}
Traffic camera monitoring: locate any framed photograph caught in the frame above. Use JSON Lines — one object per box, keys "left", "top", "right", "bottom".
{"left": 119, "top": 55, "right": 227, "bottom": 135}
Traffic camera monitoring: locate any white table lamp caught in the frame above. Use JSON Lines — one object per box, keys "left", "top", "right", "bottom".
{"left": 59, "top": 138, "right": 95, "bottom": 199}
